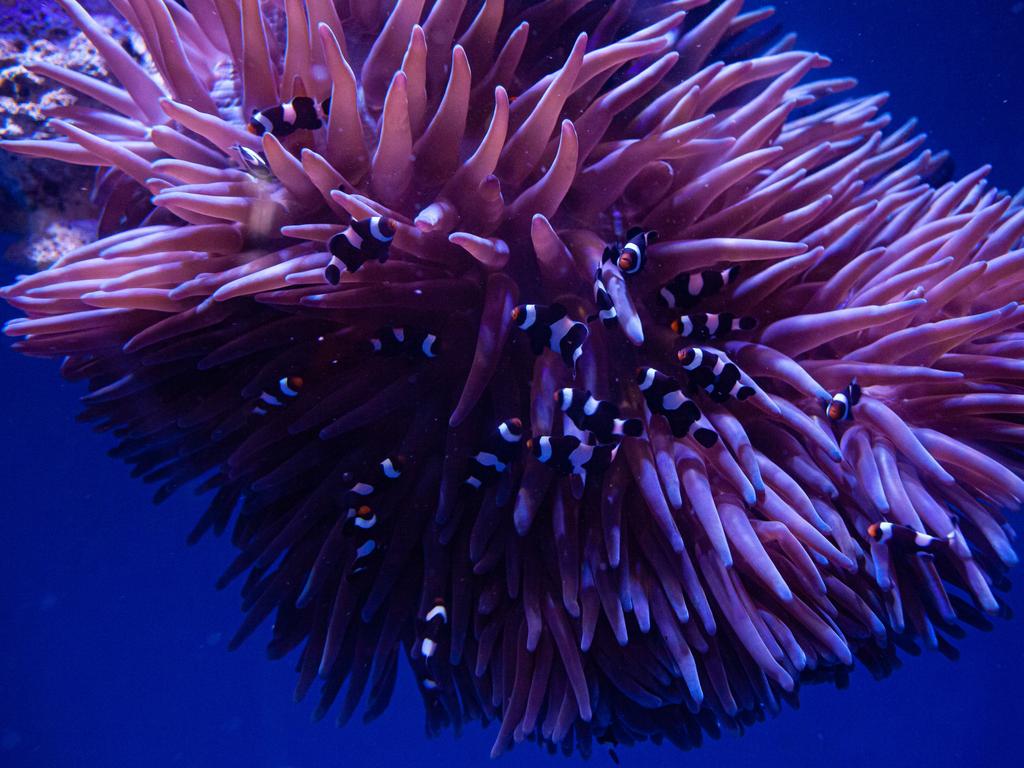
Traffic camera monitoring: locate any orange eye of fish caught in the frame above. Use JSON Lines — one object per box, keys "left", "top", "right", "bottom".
{"left": 288, "top": 375, "right": 304, "bottom": 390}
{"left": 670, "top": 319, "right": 682, "bottom": 334}
{"left": 618, "top": 254, "right": 634, "bottom": 270}
{"left": 357, "top": 505, "right": 372, "bottom": 518}
{"left": 511, "top": 307, "right": 522, "bottom": 321}
{"left": 827, "top": 403, "right": 842, "bottom": 420}
{"left": 867, "top": 523, "right": 879, "bottom": 539}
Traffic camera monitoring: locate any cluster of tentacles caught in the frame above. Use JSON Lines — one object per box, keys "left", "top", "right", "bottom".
{"left": 3, "top": 0, "right": 1024, "bottom": 758}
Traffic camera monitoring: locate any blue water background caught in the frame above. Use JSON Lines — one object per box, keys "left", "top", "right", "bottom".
{"left": 2, "top": 1, "right": 1023, "bottom": 766}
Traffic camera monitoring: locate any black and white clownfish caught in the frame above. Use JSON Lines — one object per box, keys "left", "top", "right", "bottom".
{"left": 554, "top": 387, "right": 642, "bottom": 444}
{"left": 636, "top": 367, "right": 718, "bottom": 447}
{"left": 671, "top": 312, "right": 757, "bottom": 341}
{"left": 342, "top": 503, "right": 378, "bottom": 535}
{"left": 676, "top": 347, "right": 755, "bottom": 402}
{"left": 527, "top": 434, "right": 618, "bottom": 489}
{"left": 867, "top": 521, "right": 956, "bottom": 552}
{"left": 589, "top": 266, "right": 618, "bottom": 328}
{"left": 827, "top": 379, "right": 862, "bottom": 421}
{"left": 336, "top": 503, "right": 382, "bottom": 581}
{"left": 418, "top": 598, "right": 448, "bottom": 659}
{"left": 659, "top": 265, "right": 740, "bottom": 310}
{"left": 511, "top": 303, "right": 589, "bottom": 372}
{"left": 611, "top": 227, "right": 658, "bottom": 276}
{"left": 337, "top": 456, "right": 404, "bottom": 580}
{"left": 248, "top": 96, "right": 332, "bottom": 138}
{"left": 233, "top": 144, "right": 273, "bottom": 180}
{"left": 369, "top": 327, "right": 441, "bottom": 359}
{"left": 341, "top": 455, "right": 405, "bottom": 504}
{"left": 324, "top": 216, "right": 397, "bottom": 283}
{"left": 252, "top": 375, "right": 304, "bottom": 415}
{"left": 464, "top": 418, "right": 524, "bottom": 491}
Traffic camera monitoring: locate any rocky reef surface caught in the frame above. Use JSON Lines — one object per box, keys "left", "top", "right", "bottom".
{"left": 0, "top": 0, "right": 129, "bottom": 265}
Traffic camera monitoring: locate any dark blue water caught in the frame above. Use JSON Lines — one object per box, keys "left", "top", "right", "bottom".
{"left": 2, "top": 2, "right": 1023, "bottom": 766}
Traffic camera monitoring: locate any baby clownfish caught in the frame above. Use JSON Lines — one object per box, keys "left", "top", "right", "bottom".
{"left": 345, "top": 504, "right": 383, "bottom": 581}
{"left": 867, "top": 521, "right": 956, "bottom": 552}
{"left": 589, "top": 266, "right": 618, "bottom": 328}
{"left": 554, "top": 387, "right": 642, "bottom": 444}
{"left": 419, "top": 598, "right": 449, "bottom": 659}
{"left": 369, "top": 326, "right": 441, "bottom": 359}
{"left": 464, "top": 418, "right": 524, "bottom": 491}
{"left": 343, "top": 504, "right": 377, "bottom": 533}
{"left": 248, "top": 96, "right": 332, "bottom": 138}
{"left": 325, "top": 216, "right": 397, "bottom": 283}
{"left": 512, "top": 303, "right": 589, "bottom": 372}
{"left": 676, "top": 347, "right": 754, "bottom": 403}
{"left": 343, "top": 455, "right": 405, "bottom": 503}
{"left": 659, "top": 265, "right": 740, "bottom": 310}
{"left": 613, "top": 228, "right": 658, "bottom": 276}
{"left": 827, "top": 379, "right": 861, "bottom": 421}
{"left": 671, "top": 312, "right": 757, "bottom": 342}
{"left": 636, "top": 367, "right": 719, "bottom": 447}
{"left": 252, "top": 375, "right": 304, "bottom": 415}
{"left": 526, "top": 434, "right": 618, "bottom": 491}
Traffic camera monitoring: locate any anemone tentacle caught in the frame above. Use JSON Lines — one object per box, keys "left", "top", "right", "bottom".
{"left": 3, "top": 0, "right": 1023, "bottom": 757}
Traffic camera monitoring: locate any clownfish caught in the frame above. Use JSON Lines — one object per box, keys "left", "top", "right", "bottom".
{"left": 324, "top": 216, "right": 397, "bottom": 283}
{"left": 555, "top": 387, "right": 642, "bottom": 444}
{"left": 418, "top": 598, "right": 448, "bottom": 659}
{"left": 333, "top": 503, "right": 382, "bottom": 581}
{"left": 343, "top": 503, "right": 377, "bottom": 534}
{"left": 611, "top": 227, "right": 658, "bottom": 276}
{"left": 589, "top": 266, "right": 618, "bottom": 328}
{"left": 251, "top": 375, "right": 304, "bottom": 415}
{"left": 827, "top": 380, "right": 861, "bottom": 421}
{"left": 341, "top": 455, "right": 405, "bottom": 503}
{"left": 233, "top": 144, "right": 273, "bottom": 180}
{"left": 527, "top": 434, "right": 618, "bottom": 489}
{"left": 369, "top": 327, "right": 441, "bottom": 359}
{"left": 636, "top": 367, "right": 718, "bottom": 447}
{"left": 248, "top": 96, "right": 332, "bottom": 138}
{"left": 659, "top": 265, "right": 740, "bottom": 310}
{"left": 676, "top": 347, "right": 755, "bottom": 402}
{"left": 867, "top": 521, "right": 956, "bottom": 552}
{"left": 512, "top": 303, "right": 589, "bottom": 372}
{"left": 464, "top": 418, "right": 524, "bottom": 491}
{"left": 671, "top": 312, "right": 757, "bottom": 341}
{"left": 337, "top": 456, "right": 404, "bottom": 581}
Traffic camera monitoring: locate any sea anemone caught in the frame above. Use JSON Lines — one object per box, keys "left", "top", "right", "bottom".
{"left": 3, "top": 0, "right": 1023, "bottom": 758}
